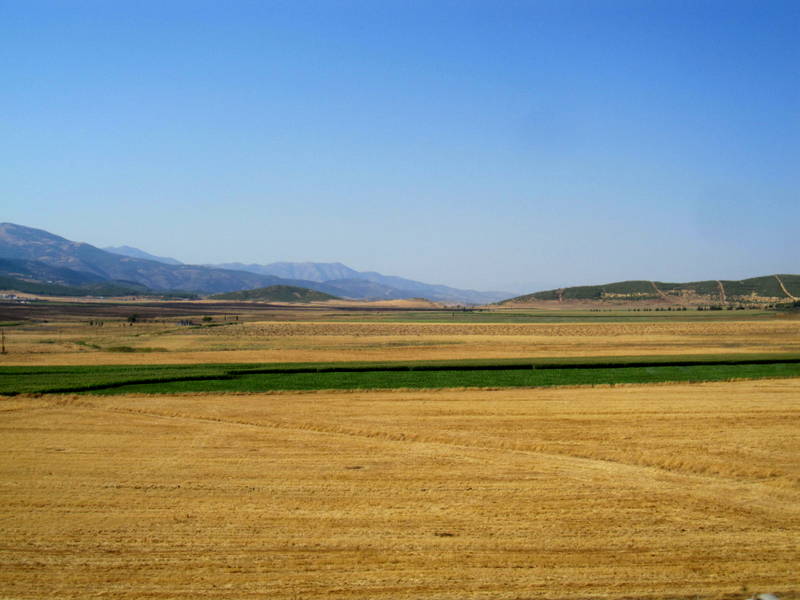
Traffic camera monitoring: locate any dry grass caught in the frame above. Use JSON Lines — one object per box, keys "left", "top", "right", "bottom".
{"left": 1, "top": 379, "right": 798, "bottom": 599}
{"left": 4, "top": 319, "right": 800, "bottom": 366}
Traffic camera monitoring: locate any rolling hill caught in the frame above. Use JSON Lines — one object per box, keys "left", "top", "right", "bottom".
{"left": 503, "top": 275, "right": 800, "bottom": 306}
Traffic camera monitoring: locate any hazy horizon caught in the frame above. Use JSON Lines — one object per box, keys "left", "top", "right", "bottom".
{"left": 3, "top": 1, "right": 797, "bottom": 292}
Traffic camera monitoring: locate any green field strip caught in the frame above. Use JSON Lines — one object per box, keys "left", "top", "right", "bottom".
{"left": 66, "top": 363, "right": 800, "bottom": 395}
{"left": 0, "top": 364, "right": 237, "bottom": 395}
{"left": 2, "top": 352, "right": 800, "bottom": 395}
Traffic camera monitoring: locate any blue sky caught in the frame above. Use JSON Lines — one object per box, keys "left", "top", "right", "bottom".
{"left": 2, "top": 0, "right": 798, "bottom": 292}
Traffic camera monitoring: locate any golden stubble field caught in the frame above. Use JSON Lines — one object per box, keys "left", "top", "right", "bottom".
{"left": 4, "top": 318, "right": 800, "bottom": 365}
{"left": 1, "top": 380, "right": 798, "bottom": 599}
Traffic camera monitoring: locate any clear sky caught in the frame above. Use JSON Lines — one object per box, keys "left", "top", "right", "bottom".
{"left": 2, "top": 0, "right": 798, "bottom": 292}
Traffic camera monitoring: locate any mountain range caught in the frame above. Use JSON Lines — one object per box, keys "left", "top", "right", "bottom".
{"left": 102, "top": 245, "right": 509, "bottom": 303}
{"left": 3, "top": 223, "right": 795, "bottom": 307}
{"left": 103, "top": 245, "right": 183, "bottom": 266}
{"left": 0, "top": 223, "right": 509, "bottom": 303}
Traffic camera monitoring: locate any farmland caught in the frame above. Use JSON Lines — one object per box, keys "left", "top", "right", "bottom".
{"left": 2, "top": 305, "right": 799, "bottom": 366}
{"left": 1, "top": 300, "right": 799, "bottom": 599}
{"left": 1, "top": 380, "right": 798, "bottom": 599}
{"left": 3, "top": 355, "right": 800, "bottom": 395}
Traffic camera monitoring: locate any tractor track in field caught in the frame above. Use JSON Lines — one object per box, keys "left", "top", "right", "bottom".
{"left": 45, "top": 395, "right": 800, "bottom": 525}
{"left": 649, "top": 281, "right": 670, "bottom": 302}
{"left": 775, "top": 275, "right": 797, "bottom": 301}
{"left": 716, "top": 280, "right": 727, "bottom": 304}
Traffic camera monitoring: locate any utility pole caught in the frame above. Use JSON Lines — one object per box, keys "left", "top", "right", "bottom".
{"left": 1, "top": 328, "right": 5, "bottom": 354}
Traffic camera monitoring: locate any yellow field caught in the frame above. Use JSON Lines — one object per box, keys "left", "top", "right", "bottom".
{"left": 1, "top": 380, "right": 798, "bottom": 599}
{"left": 4, "top": 318, "right": 800, "bottom": 365}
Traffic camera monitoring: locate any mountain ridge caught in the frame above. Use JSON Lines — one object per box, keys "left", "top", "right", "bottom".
{"left": 207, "top": 261, "right": 509, "bottom": 304}
{"left": 0, "top": 224, "right": 507, "bottom": 302}
{"left": 104, "top": 245, "right": 183, "bottom": 265}
{"left": 5, "top": 224, "right": 793, "bottom": 306}
{"left": 0, "top": 223, "right": 309, "bottom": 294}
{"left": 212, "top": 261, "right": 359, "bottom": 282}
{"left": 107, "top": 242, "right": 510, "bottom": 303}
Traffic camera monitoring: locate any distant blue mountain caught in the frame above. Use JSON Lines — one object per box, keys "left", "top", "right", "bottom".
{"left": 0, "top": 223, "right": 294, "bottom": 294}
{"left": 210, "top": 262, "right": 512, "bottom": 304}
{"left": 104, "top": 245, "right": 183, "bottom": 265}
{"left": 213, "top": 261, "right": 359, "bottom": 282}
{"left": 0, "top": 224, "right": 512, "bottom": 303}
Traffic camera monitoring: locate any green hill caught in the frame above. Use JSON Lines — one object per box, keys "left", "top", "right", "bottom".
{"left": 504, "top": 274, "right": 800, "bottom": 305}
{"left": 210, "top": 285, "right": 340, "bottom": 302}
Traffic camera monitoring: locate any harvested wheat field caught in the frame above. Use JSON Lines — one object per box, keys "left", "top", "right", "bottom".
{"left": 1, "top": 379, "right": 798, "bottom": 599}
{"left": 5, "top": 318, "right": 800, "bottom": 366}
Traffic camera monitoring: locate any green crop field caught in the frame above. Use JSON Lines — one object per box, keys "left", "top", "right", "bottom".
{"left": 80, "top": 362, "right": 800, "bottom": 394}
{"left": 3, "top": 353, "right": 800, "bottom": 395}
